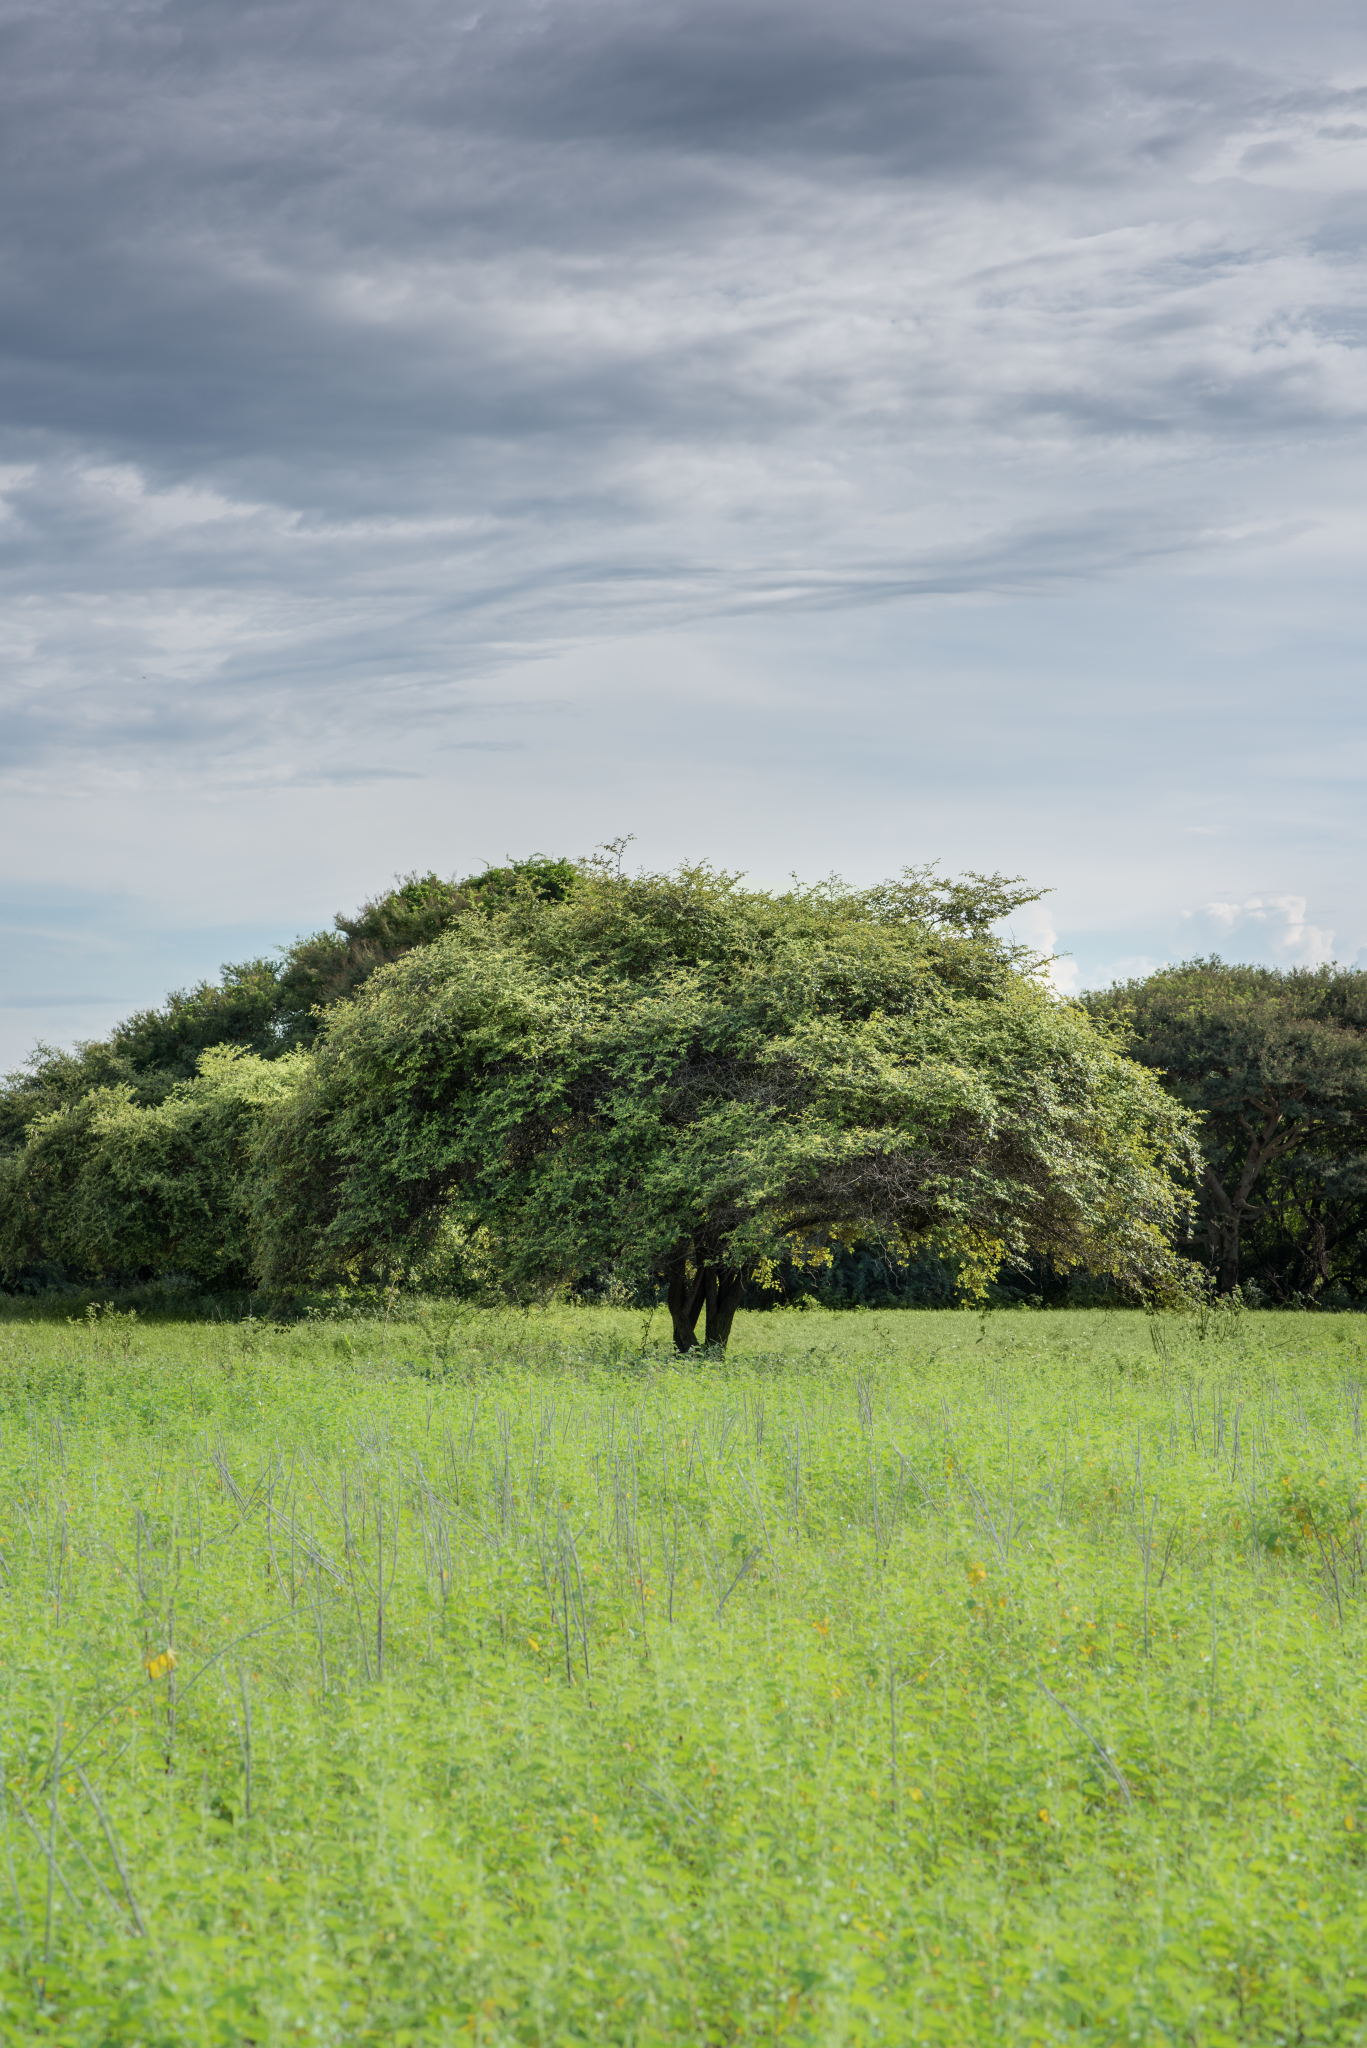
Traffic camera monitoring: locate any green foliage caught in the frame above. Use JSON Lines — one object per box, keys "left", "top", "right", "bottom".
{"left": 0, "top": 859, "right": 579, "bottom": 1156}
{"left": 253, "top": 863, "right": 1199, "bottom": 1345}
{"left": 273, "top": 857, "right": 578, "bottom": 1043}
{"left": 0, "top": 961, "right": 287, "bottom": 1150}
{"left": 0, "top": 1048, "right": 305, "bottom": 1289}
{"left": 1083, "top": 960, "right": 1367, "bottom": 1296}
{"left": 0, "top": 860, "right": 582, "bottom": 1288}
{"left": 1250, "top": 1146, "right": 1367, "bottom": 1303}
{"left": 0, "top": 1305, "right": 1362, "bottom": 2042}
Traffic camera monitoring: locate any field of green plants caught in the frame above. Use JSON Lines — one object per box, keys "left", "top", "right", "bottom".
{"left": 0, "top": 1299, "right": 1364, "bottom": 2045}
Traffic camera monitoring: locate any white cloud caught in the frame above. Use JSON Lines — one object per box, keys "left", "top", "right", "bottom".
{"left": 1190, "top": 894, "right": 1337, "bottom": 966}
{"left": 1003, "top": 900, "right": 1081, "bottom": 994}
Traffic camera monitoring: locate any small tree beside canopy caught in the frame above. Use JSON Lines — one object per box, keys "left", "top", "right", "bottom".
{"left": 0, "top": 1048, "right": 303, "bottom": 1288}
{"left": 254, "top": 862, "right": 1199, "bottom": 1345}
{"left": 0, "top": 856, "right": 580, "bottom": 1160}
{"left": 1082, "top": 960, "right": 1367, "bottom": 1295}
{"left": 0, "top": 961, "right": 287, "bottom": 1153}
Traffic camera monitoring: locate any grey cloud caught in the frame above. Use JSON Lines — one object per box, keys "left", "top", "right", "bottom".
{"left": 0, "top": 0, "right": 1365, "bottom": 802}
{"left": 432, "top": 11, "right": 1030, "bottom": 168}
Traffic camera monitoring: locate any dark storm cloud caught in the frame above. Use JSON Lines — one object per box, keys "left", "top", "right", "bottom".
{"left": 0, "top": 3, "right": 1294, "bottom": 460}
{"left": 0, "top": 0, "right": 1365, "bottom": 793}
{"left": 434, "top": 9, "right": 1031, "bottom": 167}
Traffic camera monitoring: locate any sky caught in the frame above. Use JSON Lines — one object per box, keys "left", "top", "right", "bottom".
{"left": 3, "top": 0, "right": 1367, "bottom": 1067}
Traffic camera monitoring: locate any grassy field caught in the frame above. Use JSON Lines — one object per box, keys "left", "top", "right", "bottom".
{"left": 0, "top": 1298, "right": 1364, "bottom": 2045}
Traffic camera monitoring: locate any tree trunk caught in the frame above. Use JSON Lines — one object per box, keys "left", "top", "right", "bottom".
{"left": 1297, "top": 1213, "right": 1330, "bottom": 1295}
{"left": 703, "top": 1268, "right": 746, "bottom": 1350}
{"left": 666, "top": 1263, "right": 708, "bottom": 1352}
{"left": 1204, "top": 1100, "right": 1295, "bottom": 1294}
{"left": 1201, "top": 1164, "right": 1238, "bottom": 1292}
{"left": 1217, "top": 1204, "right": 1242, "bottom": 1297}
{"left": 666, "top": 1257, "right": 747, "bottom": 1352}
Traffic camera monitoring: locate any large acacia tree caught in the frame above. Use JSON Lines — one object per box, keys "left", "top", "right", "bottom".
{"left": 1082, "top": 960, "right": 1367, "bottom": 1295}
{"left": 253, "top": 862, "right": 1198, "bottom": 1345}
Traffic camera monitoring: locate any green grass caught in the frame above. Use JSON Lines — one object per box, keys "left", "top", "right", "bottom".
{"left": 0, "top": 1299, "right": 1365, "bottom": 2044}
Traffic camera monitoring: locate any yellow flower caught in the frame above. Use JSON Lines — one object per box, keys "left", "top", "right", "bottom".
{"left": 144, "top": 1648, "right": 178, "bottom": 1682}
{"left": 966, "top": 1562, "right": 988, "bottom": 1585}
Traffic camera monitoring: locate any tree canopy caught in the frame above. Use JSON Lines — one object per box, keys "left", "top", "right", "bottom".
{"left": 251, "top": 862, "right": 1198, "bottom": 1345}
{"left": 1082, "top": 960, "right": 1367, "bottom": 1296}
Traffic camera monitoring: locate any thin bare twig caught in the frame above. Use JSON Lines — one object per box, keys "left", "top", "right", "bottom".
{"left": 1035, "top": 1675, "right": 1134, "bottom": 1810}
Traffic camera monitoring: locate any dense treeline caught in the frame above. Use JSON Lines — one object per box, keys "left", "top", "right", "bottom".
{"left": 5, "top": 855, "right": 1364, "bottom": 1316}
{"left": 0, "top": 856, "right": 1197, "bottom": 1338}
{"left": 1081, "top": 960, "right": 1367, "bottom": 1305}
